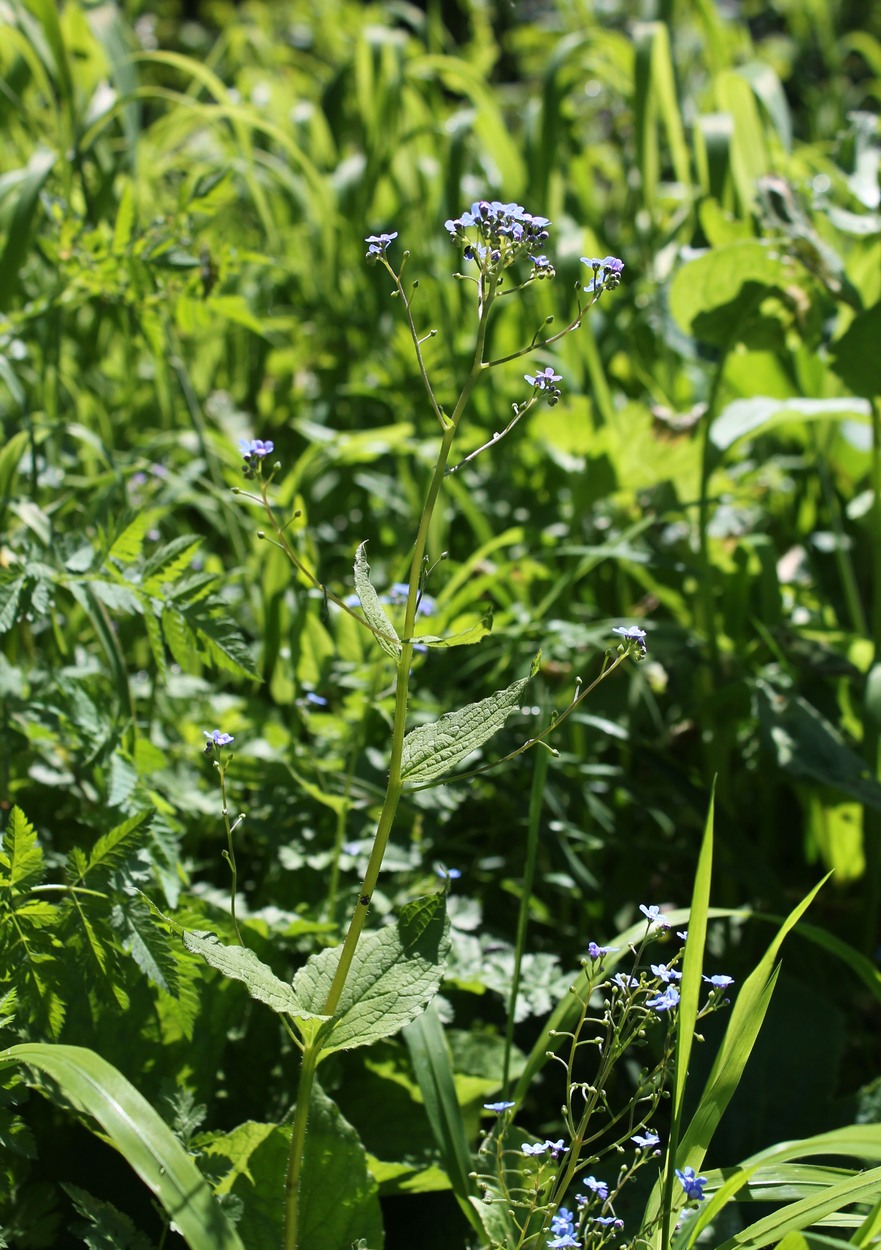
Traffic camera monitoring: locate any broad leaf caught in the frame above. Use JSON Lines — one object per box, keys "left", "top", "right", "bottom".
{"left": 353, "top": 541, "right": 401, "bottom": 659}
{"left": 182, "top": 931, "right": 327, "bottom": 1023}
{"left": 2, "top": 1044, "right": 245, "bottom": 1250}
{"left": 401, "top": 667, "right": 534, "bottom": 785}
{"left": 292, "top": 893, "right": 450, "bottom": 1053}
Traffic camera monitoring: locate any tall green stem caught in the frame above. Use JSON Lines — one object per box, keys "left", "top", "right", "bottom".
{"left": 282, "top": 265, "right": 495, "bottom": 1250}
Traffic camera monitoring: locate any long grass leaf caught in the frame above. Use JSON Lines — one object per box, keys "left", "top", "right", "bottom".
{"left": 2, "top": 1043, "right": 245, "bottom": 1250}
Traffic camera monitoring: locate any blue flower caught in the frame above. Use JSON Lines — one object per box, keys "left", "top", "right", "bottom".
{"left": 703, "top": 974, "right": 734, "bottom": 988}
{"left": 647, "top": 986, "right": 681, "bottom": 1013}
{"left": 592, "top": 1216, "right": 624, "bottom": 1229}
{"left": 588, "top": 942, "right": 619, "bottom": 959}
{"left": 581, "top": 1176, "right": 609, "bottom": 1200}
{"left": 546, "top": 1138, "right": 567, "bottom": 1158}
{"left": 612, "top": 972, "right": 639, "bottom": 990}
{"left": 525, "top": 366, "right": 562, "bottom": 390}
{"left": 639, "top": 903, "right": 670, "bottom": 928}
{"left": 675, "top": 1167, "right": 707, "bottom": 1202}
{"left": 240, "top": 438, "right": 274, "bottom": 460}
{"left": 203, "top": 729, "right": 234, "bottom": 752}
{"left": 365, "top": 231, "right": 398, "bottom": 259}
{"left": 551, "top": 1208, "right": 576, "bottom": 1234}
{"left": 651, "top": 963, "right": 682, "bottom": 983}
{"left": 304, "top": 692, "right": 328, "bottom": 707}
{"left": 612, "top": 625, "right": 647, "bottom": 656}
{"left": 580, "top": 255, "right": 625, "bottom": 291}
{"left": 632, "top": 1129, "right": 661, "bottom": 1150}
{"left": 484, "top": 1101, "right": 515, "bottom": 1113}
{"left": 435, "top": 863, "right": 462, "bottom": 880}
{"left": 522, "top": 1141, "right": 548, "bottom": 1156}
{"left": 548, "top": 1208, "right": 581, "bottom": 1247}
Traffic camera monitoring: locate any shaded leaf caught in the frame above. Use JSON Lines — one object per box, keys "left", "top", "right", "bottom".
{"left": 292, "top": 892, "right": 449, "bottom": 1054}
{"left": 182, "top": 931, "right": 326, "bottom": 1023}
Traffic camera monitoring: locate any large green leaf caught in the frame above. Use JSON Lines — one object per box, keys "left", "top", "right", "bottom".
{"left": 293, "top": 893, "right": 450, "bottom": 1054}
{"left": 1, "top": 1044, "right": 245, "bottom": 1250}
{"left": 401, "top": 663, "right": 535, "bottom": 785}
{"left": 182, "top": 931, "right": 328, "bottom": 1023}
{"left": 669, "top": 241, "right": 791, "bottom": 346}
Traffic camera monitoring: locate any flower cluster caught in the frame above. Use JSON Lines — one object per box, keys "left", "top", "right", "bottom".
{"left": 525, "top": 366, "right": 563, "bottom": 407}
{"left": 522, "top": 1138, "right": 568, "bottom": 1159}
{"left": 581, "top": 255, "right": 625, "bottom": 292}
{"left": 364, "top": 231, "right": 398, "bottom": 262}
{"left": 612, "top": 625, "right": 648, "bottom": 658}
{"left": 548, "top": 1207, "right": 581, "bottom": 1248}
{"left": 240, "top": 438, "right": 274, "bottom": 479}
{"left": 444, "top": 200, "right": 552, "bottom": 271}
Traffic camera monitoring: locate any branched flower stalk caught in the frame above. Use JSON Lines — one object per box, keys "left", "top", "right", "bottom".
{"left": 233, "top": 203, "right": 628, "bottom": 1250}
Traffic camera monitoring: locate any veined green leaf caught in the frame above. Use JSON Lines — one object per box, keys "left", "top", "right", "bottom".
{"left": 292, "top": 893, "right": 449, "bottom": 1054}
{"left": 401, "top": 668, "right": 533, "bottom": 785}
{"left": 1, "top": 1044, "right": 245, "bottom": 1250}
{"left": 182, "top": 931, "right": 327, "bottom": 1024}
{"left": 105, "top": 510, "right": 163, "bottom": 567}
{"left": 1, "top": 806, "right": 45, "bottom": 895}
{"left": 353, "top": 541, "right": 401, "bottom": 659}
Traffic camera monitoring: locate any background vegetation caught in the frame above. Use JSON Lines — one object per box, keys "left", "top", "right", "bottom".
{"left": 1, "top": 0, "right": 879, "bottom": 1246}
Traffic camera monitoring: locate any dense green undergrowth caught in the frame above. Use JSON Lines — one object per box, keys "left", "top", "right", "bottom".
{"left": 1, "top": 1, "right": 880, "bottom": 1247}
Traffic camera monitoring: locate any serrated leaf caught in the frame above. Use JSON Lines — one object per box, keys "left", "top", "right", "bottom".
{"left": 182, "top": 931, "right": 327, "bottom": 1023}
{"left": 84, "top": 812, "right": 152, "bottom": 880}
{"left": 105, "top": 510, "right": 162, "bottom": 566}
{"left": 1, "top": 806, "right": 45, "bottom": 895}
{"left": 401, "top": 671, "right": 532, "bottom": 785}
{"left": 353, "top": 542, "right": 401, "bottom": 659}
{"left": 107, "top": 752, "right": 139, "bottom": 808}
{"left": 141, "top": 536, "right": 203, "bottom": 594}
{"left": 162, "top": 606, "right": 200, "bottom": 671}
{"left": 184, "top": 600, "right": 260, "bottom": 680}
{"left": 111, "top": 899, "right": 179, "bottom": 997}
{"left": 84, "top": 578, "right": 144, "bottom": 615}
{"left": 292, "top": 892, "right": 450, "bottom": 1053}
{"left": 0, "top": 574, "right": 26, "bottom": 634}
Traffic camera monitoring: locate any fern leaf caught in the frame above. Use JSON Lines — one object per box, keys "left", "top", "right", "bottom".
{"left": 1, "top": 808, "right": 45, "bottom": 895}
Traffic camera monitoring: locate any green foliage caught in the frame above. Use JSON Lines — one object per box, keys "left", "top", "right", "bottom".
{"left": 1, "top": 0, "right": 880, "bottom": 1244}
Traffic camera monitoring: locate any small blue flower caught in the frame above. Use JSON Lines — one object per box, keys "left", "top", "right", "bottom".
{"left": 525, "top": 366, "right": 562, "bottom": 390}
{"left": 239, "top": 438, "right": 274, "bottom": 460}
{"left": 203, "top": 729, "right": 234, "bottom": 752}
{"left": 484, "top": 1101, "right": 515, "bottom": 1113}
{"left": 386, "top": 583, "right": 437, "bottom": 616}
{"left": 612, "top": 625, "right": 647, "bottom": 656}
{"left": 435, "top": 863, "right": 462, "bottom": 881}
{"left": 592, "top": 1216, "right": 624, "bottom": 1229}
{"left": 647, "top": 986, "right": 681, "bottom": 1013}
{"left": 551, "top": 1208, "right": 576, "bottom": 1235}
{"left": 703, "top": 974, "right": 734, "bottom": 988}
{"left": 304, "top": 692, "right": 328, "bottom": 707}
{"left": 522, "top": 1141, "right": 548, "bottom": 1156}
{"left": 651, "top": 963, "right": 682, "bottom": 983}
{"left": 612, "top": 972, "right": 639, "bottom": 990}
{"left": 632, "top": 1129, "right": 660, "bottom": 1150}
{"left": 545, "top": 1138, "right": 567, "bottom": 1159}
{"left": 639, "top": 903, "right": 670, "bottom": 928}
{"left": 365, "top": 231, "right": 398, "bottom": 259}
{"left": 548, "top": 1237, "right": 581, "bottom": 1249}
{"left": 588, "top": 942, "right": 619, "bottom": 959}
{"left": 580, "top": 255, "right": 625, "bottom": 291}
{"left": 581, "top": 1176, "right": 609, "bottom": 1199}
{"left": 675, "top": 1167, "right": 708, "bottom": 1202}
